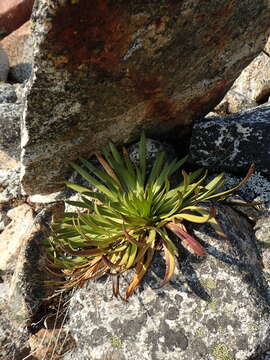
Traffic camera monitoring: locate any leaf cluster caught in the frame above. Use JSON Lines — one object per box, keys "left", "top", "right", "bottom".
{"left": 45, "top": 134, "right": 254, "bottom": 299}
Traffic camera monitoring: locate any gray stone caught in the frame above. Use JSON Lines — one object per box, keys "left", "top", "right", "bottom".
{"left": 0, "top": 45, "right": 9, "bottom": 81}
{"left": 0, "top": 83, "right": 17, "bottom": 104}
{"left": 10, "top": 63, "right": 32, "bottom": 84}
{"left": 189, "top": 105, "right": 270, "bottom": 176}
{"left": 0, "top": 265, "right": 31, "bottom": 360}
{"left": 254, "top": 215, "right": 270, "bottom": 274}
{"left": 0, "top": 103, "right": 22, "bottom": 165}
{"left": 63, "top": 205, "right": 270, "bottom": 360}
{"left": 0, "top": 210, "right": 10, "bottom": 231}
{"left": 8, "top": 205, "right": 55, "bottom": 326}
{"left": 13, "top": 83, "right": 27, "bottom": 103}
{"left": 213, "top": 37, "right": 270, "bottom": 115}
{"left": 21, "top": 0, "right": 270, "bottom": 195}
{"left": 223, "top": 172, "right": 270, "bottom": 205}
{"left": 0, "top": 168, "right": 21, "bottom": 202}
{"left": 1, "top": 21, "right": 34, "bottom": 83}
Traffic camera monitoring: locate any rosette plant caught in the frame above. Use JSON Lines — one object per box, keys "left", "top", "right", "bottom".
{"left": 45, "top": 133, "right": 254, "bottom": 299}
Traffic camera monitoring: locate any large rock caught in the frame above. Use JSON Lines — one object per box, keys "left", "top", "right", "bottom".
{"left": 0, "top": 168, "right": 21, "bottom": 201}
{"left": 0, "top": 83, "right": 17, "bottom": 104}
{"left": 21, "top": 0, "right": 270, "bottom": 195}
{"left": 63, "top": 205, "right": 270, "bottom": 360}
{"left": 0, "top": 0, "right": 34, "bottom": 37}
{"left": 0, "top": 204, "right": 35, "bottom": 273}
{"left": 189, "top": 105, "right": 270, "bottom": 176}
{"left": 0, "top": 44, "right": 9, "bottom": 81}
{"left": 214, "top": 37, "right": 270, "bottom": 115}
{"left": 1, "top": 21, "right": 33, "bottom": 83}
{"left": 8, "top": 203, "right": 64, "bottom": 325}
{"left": 0, "top": 203, "right": 64, "bottom": 359}
{"left": 0, "top": 103, "right": 22, "bottom": 168}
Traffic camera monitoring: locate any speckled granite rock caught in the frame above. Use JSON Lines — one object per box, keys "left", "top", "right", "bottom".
{"left": 0, "top": 204, "right": 35, "bottom": 273}
{"left": 1, "top": 21, "right": 33, "bottom": 83}
{"left": 214, "top": 37, "right": 270, "bottom": 115}
{"left": 21, "top": 0, "right": 270, "bottom": 194}
{"left": 0, "top": 282, "right": 31, "bottom": 360}
{"left": 0, "top": 168, "right": 21, "bottom": 201}
{"left": 63, "top": 205, "right": 270, "bottom": 360}
{"left": 8, "top": 204, "right": 60, "bottom": 326}
{"left": 0, "top": 83, "right": 17, "bottom": 103}
{"left": 255, "top": 215, "right": 270, "bottom": 273}
{"left": 0, "top": 103, "right": 22, "bottom": 166}
{"left": 189, "top": 105, "right": 270, "bottom": 176}
{"left": 0, "top": 44, "right": 9, "bottom": 81}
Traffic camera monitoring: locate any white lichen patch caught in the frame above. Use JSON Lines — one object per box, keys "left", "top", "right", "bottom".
{"left": 235, "top": 123, "right": 252, "bottom": 139}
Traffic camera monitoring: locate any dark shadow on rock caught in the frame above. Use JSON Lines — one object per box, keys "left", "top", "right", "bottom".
{"left": 9, "top": 63, "right": 32, "bottom": 83}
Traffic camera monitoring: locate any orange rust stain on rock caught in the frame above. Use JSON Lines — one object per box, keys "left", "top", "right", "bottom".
{"left": 129, "top": 73, "right": 162, "bottom": 100}
{"left": 187, "top": 80, "right": 228, "bottom": 114}
{"left": 48, "top": 0, "right": 133, "bottom": 72}
{"left": 145, "top": 98, "right": 177, "bottom": 121}
{"left": 127, "top": 67, "right": 177, "bottom": 121}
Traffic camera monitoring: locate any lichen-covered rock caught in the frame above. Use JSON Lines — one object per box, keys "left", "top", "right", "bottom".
{"left": 0, "top": 168, "right": 21, "bottom": 201}
{"left": 189, "top": 105, "right": 270, "bottom": 176}
{"left": 1, "top": 21, "right": 33, "bottom": 83}
{"left": 213, "top": 37, "right": 270, "bottom": 115}
{"left": 0, "top": 83, "right": 17, "bottom": 103}
{"left": 0, "top": 103, "right": 22, "bottom": 167}
{"left": 8, "top": 204, "right": 60, "bottom": 325}
{"left": 254, "top": 215, "right": 270, "bottom": 273}
{"left": 0, "top": 204, "right": 35, "bottom": 273}
{"left": 21, "top": 0, "right": 270, "bottom": 195}
{"left": 221, "top": 172, "right": 270, "bottom": 212}
{"left": 0, "top": 0, "right": 34, "bottom": 36}
{"left": 63, "top": 205, "right": 270, "bottom": 360}
{"left": 0, "top": 44, "right": 9, "bottom": 81}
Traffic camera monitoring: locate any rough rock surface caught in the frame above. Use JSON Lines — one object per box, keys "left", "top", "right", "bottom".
{"left": 214, "top": 37, "right": 270, "bottom": 115}
{"left": 0, "top": 103, "right": 22, "bottom": 166}
{"left": 189, "top": 105, "right": 270, "bottom": 176}
{"left": 0, "top": 44, "right": 9, "bottom": 81}
{"left": 255, "top": 215, "right": 270, "bottom": 275}
{"left": 63, "top": 205, "right": 270, "bottom": 360}
{"left": 0, "top": 83, "right": 17, "bottom": 103}
{"left": 0, "top": 168, "right": 21, "bottom": 201}
{"left": 0, "top": 203, "right": 64, "bottom": 359}
{"left": 0, "top": 204, "right": 35, "bottom": 273}
{"left": 1, "top": 20, "right": 33, "bottom": 83}
{"left": 0, "top": 0, "right": 34, "bottom": 37}
{"left": 21, "top": 0, "right": 270, "bottom": 194}
{"left": 8, "top": 204, "right": 60, "bottom": 325}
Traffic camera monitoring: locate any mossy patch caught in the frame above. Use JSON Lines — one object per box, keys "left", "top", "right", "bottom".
{"left": 109, "top": 336, "right": 122, "bottom": 348}
{"left": 202, "top": 278, "right": 217, "bottom": 290}
{"left": 212, "top": 344, "right": 233, "bottom": 360}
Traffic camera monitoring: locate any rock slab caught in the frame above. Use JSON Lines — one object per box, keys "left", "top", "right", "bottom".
{"left": 63, "top": 205, "right": 270, "bottom": 360}
{"left": 189, "top": 105, "right": 270, "bottom": 176}
{"left": 0, "top": 45, "right": 9, "bottom": 81}
{"left": 1, "top": 21, "right": 33, "bottom": 83}
{"left": 0, "top": 103, "right": 22, "bottom": 167}
{"left": 21, "top": 0, "right": 270, "bottom": 194}
{"left": 214, "top": 37, "right": 270, "bottom": 115}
